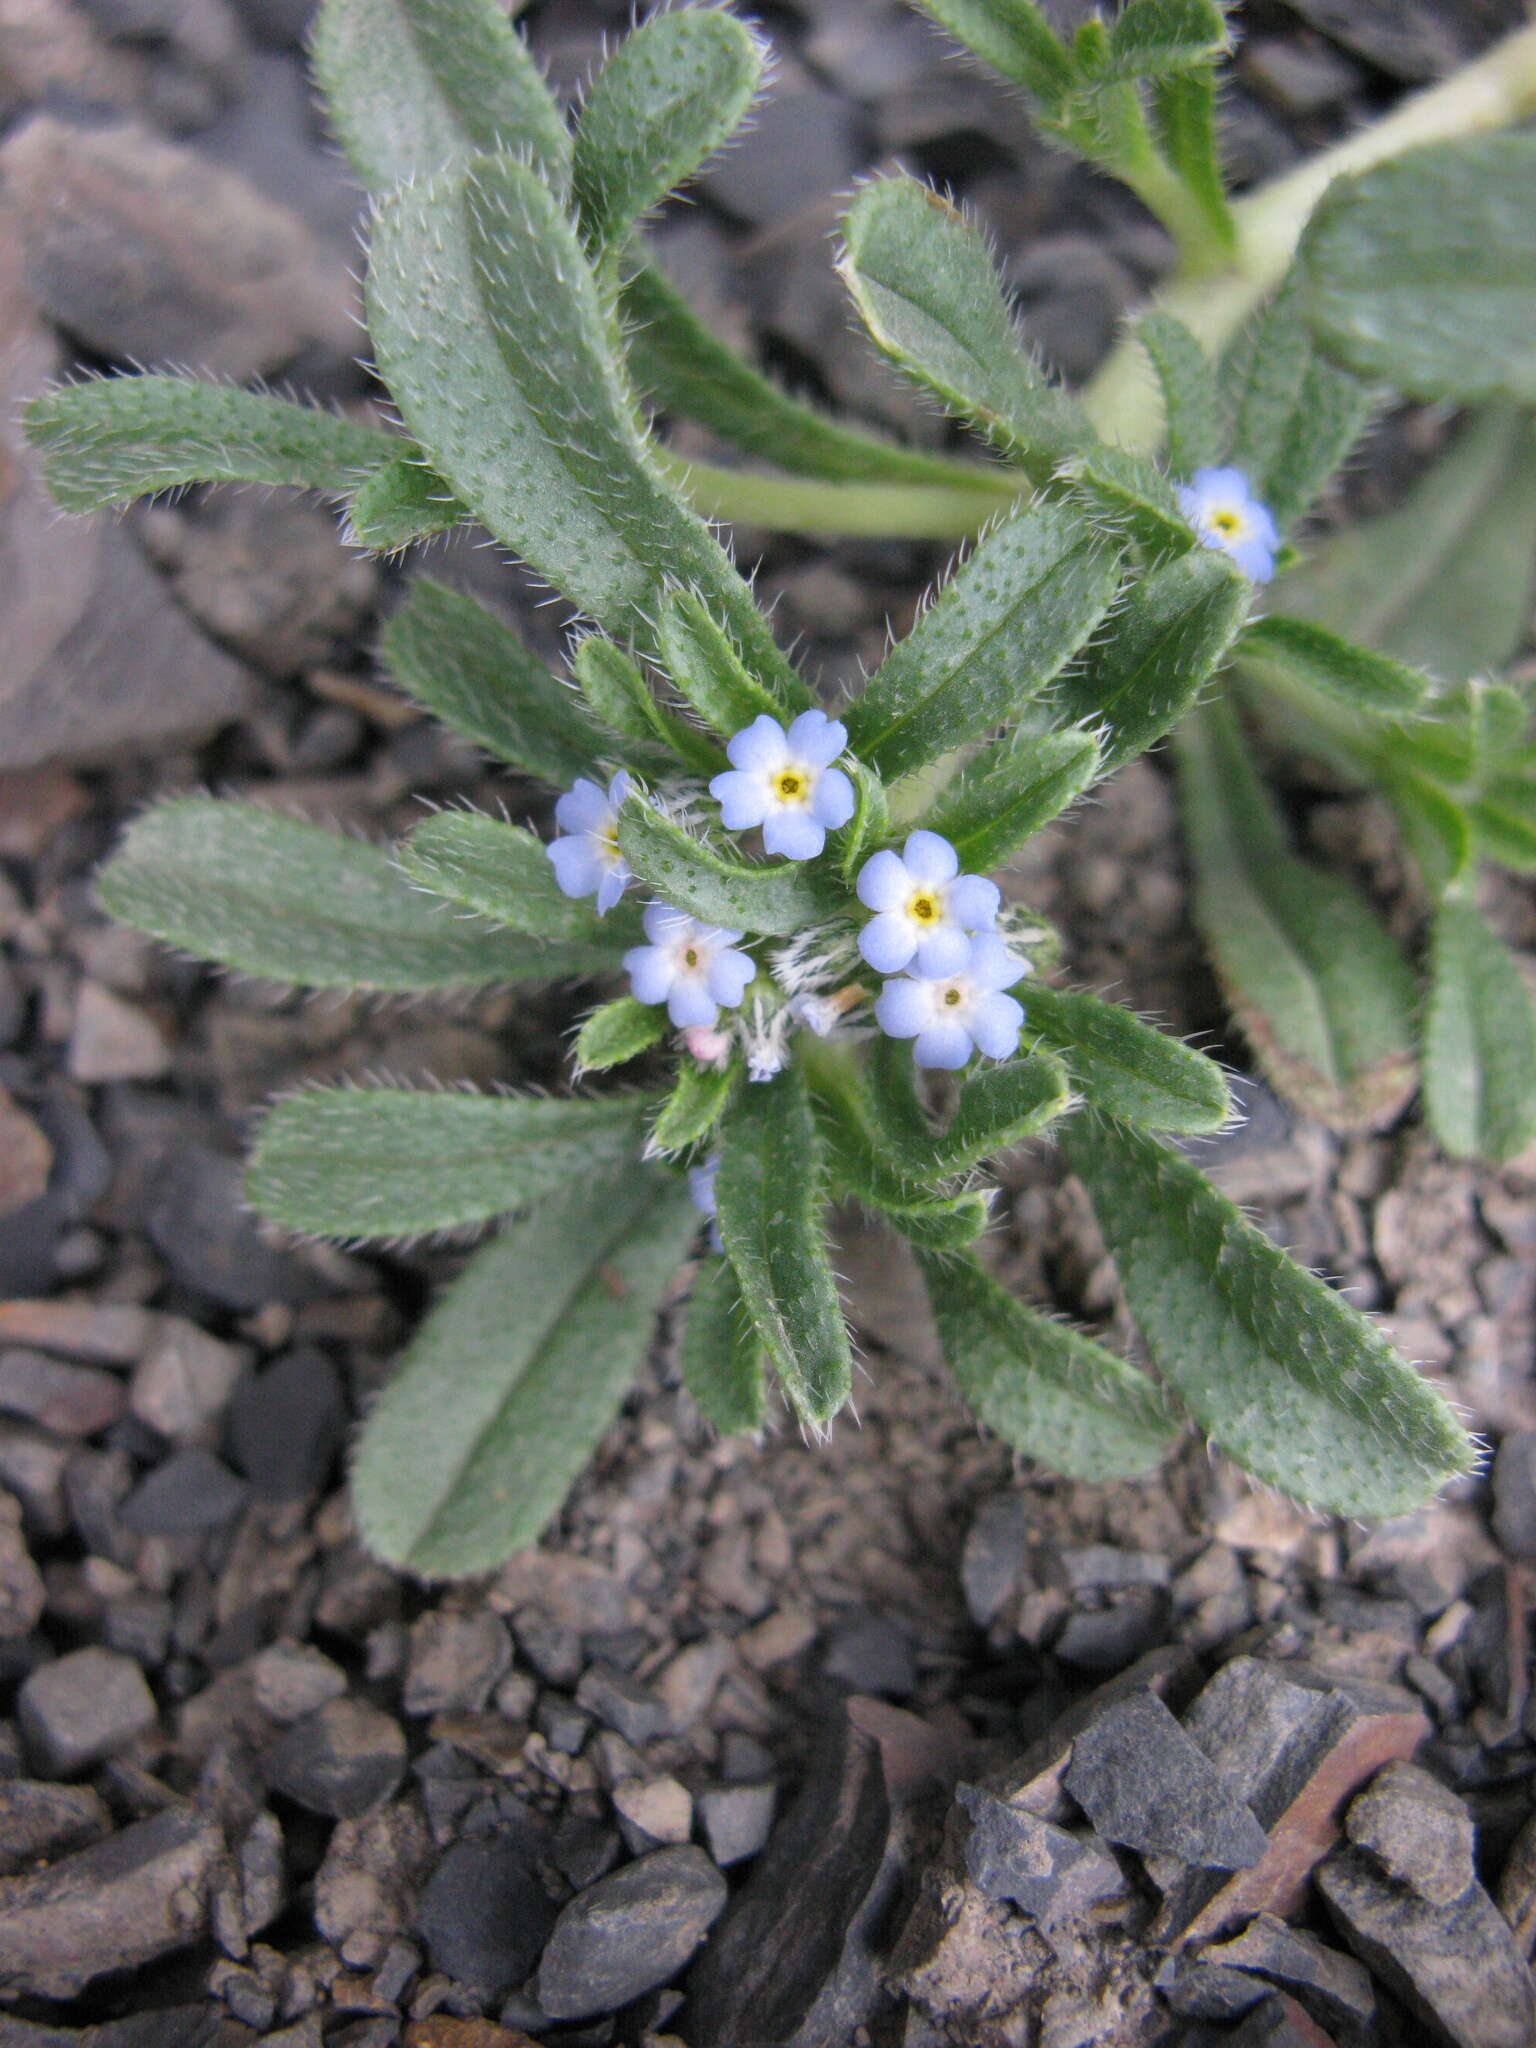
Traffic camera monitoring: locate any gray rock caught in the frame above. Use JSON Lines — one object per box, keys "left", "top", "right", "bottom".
{"left": 248, "top": 1639, "right": 348, "bottom": 1724}
{"left": 417, "top": 1829, "right": 557, "bottom": 1998}
{"left": 0, "top": 1350, "right": 124, "bottom": 1437}
{"left": 149, "top": 1151, "right": 321, "bottom": 1314}
{"left": 17, "top": 1647, "right": 157, "bottom": 1776}
{"left": 960, "top": 1492, "right": 1032, "bottom": 1626}
{"left": 0, "top": 1805, "right": 225, "bottom": 1998}
{"left": 67, "top": 983, "right": 172, "bottom": 1084}
{"left": 119, "top": 1447, "right": 249, "bottom": 1533}
{"left": 1056, "top": 1545, "right": 1172, "bottom": 1592}
{"left": 575, "top": 1661, "right": 671, "bottom": 1746}
{"left": 1318, "top": 1844, "right": 1536, "bottom": 2048}
{"left": 1155, "top": 1955, "right": 1269, "bottom": 2020}
{"left": 1346, "top": 1761, "right": 1476, "bottom": 1906}
{"left": 955, "top": 1784, "right": 1122, "bottom": 1925}
{"left": 1062, "top": 1688, "right": 1268, "bottom": 1871}
{"left": 225, "top": 1345, "right": 346, "bottom": 1497}
{"left": 821, "top": 1614, "right": 916, "bottom": 1699}
{"left": 129, "top": 1321, "right": 247, "bottom": 1445}
{"left": 1204, "top": 1913, "right": 1377, "bottom": 2031}
{"left": 236, "top": 1809, "right": 285, "bottom": 1936}
{"left": 0, "top": 1779, "right": 112, "bottom": 1874}
{"left": 402, "top": 1609, "right": 512, "bottom": 1719}
{"left": 265, "top": 1697, "right": 405, "bottom": 1819}
{"left": 702, "top": 85, "right": 863, "bottom": 227}
{"left": 700, "top": 1781, "right": 776, "bottom": 1867}
{"left": 1054, "top": 1589, "right": 1168, "bottom": 1672}
{"left": 1492, "top": 1430, "right": 1536, "bottom": 1560}
{"left": 537, "top": 1844, "right": 728, "bottom": 2022}
{"left": 0, "top": 1491, "right": 44, "bottom": 1641}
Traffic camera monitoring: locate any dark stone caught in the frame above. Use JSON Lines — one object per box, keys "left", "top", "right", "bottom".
{"left": 17, "top": 1647, "right": 157, "bottom": 1776}
{"left": 1345, "top": 1761, "right": 1476, "bottom": 1905}
{"left": 119, "top": 1448, "right": 249, "bottom": 1534}
{"left": 265, "top": 1696, "right": 406, "bottom": 1819}
{"left": 702, "top": 86, "right": 863, "bottom": 227}
{"left": 1491, "top": 1431, "right": 1536, "bottom": 1560}
{"left": 1056, "top": 1545, "right": 1171, "bottom": 1592}
{"left": 1155, "top": 1955, "right": 1269, "bottom": 2020}
{"left": 225, "top": 1346, "right": 346, "bottom": 1498}
{"left": 401, "top": 1609, "right": 512, "bottom": 1719}
{"left": 536, "top": 1696, "right": 591, "bottom": 1757}
{"left": 954, "top": 1784, "right": 1121, "bottom": 1924}
{"left": 148, "top": 1148, "right": 321, "bottom": 1312}
{"left": 699, "top": 1782, "right": 776, "bottom": 1868}
{"left": 0, "top": 1089, "right": 111, "bottom": 1297}
{"left": 1054, "top": 1588, "right": 1168, "bottom": 1672}
{"left": 1061, "top": 1688, "right": 1268, "bottom": 1870}
{"left": 960, "top": 1492, "right": 1032, "bottom": 1626}
{"left": 417, "top": 1830, "right": 557, "bottom": 2000}
{"left": 1318, "top": 1844, "right": 1535, "bottom": 2048}
{"left": 0, "top": 1779, "right": 112, "bottom": 1874}
{"left": 552, "top": 1813, "right": 623, "bottom": 1891}
{"left": 821, "top": 1614, "right": 917, "bottom": 1699}
{"left": 512, "top": 1609, "right": 584, "bottom": 1688}
{"left": 575, "top": 1662, "right": 671, "bottom": 1746}
{"left": 1204, "top": 1913, "right": 1377, "bottom": 2031}
{"left": 537, "top": 1845, "right": 728, "bottom": 2022}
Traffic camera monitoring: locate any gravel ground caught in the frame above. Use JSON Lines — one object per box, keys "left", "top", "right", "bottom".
{"left": 1, "top": 1, "right": 1535, "bottom": 2043}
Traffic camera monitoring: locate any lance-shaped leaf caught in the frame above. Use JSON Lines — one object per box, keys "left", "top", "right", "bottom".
{"left": 617, "top": 801, "right": 844, "bottom": 936}
{"left": 1175, "top": 703, "right": 1417, "bottom": 1128}
{"left": 681, "top": 1255, "right": 767, "bottom": 1435}
{"left": 1424, "top": 895, "right": 1536, "bottom": 1166}
{"left": 1053, "top": 548, "right": 1248, "bottom": 773}
{"left": 350, "top": 1171, "right": 696, "bottom": 1576}
{"left": 1298, "top": 134, "right": 1536, "bottom": 407}
{"left": 716, "top": 1064, "right": 852, "bottom": 1429}
{"left": 1058, "top": 444, "right": 1199, "bottom": 558}
{"left": 1276, "top": 406, "right": 1536, "bottom": 681}
{"left": 575, "top": 996, "right": 666, "bottom": 1074}
{"left": 648, "top": 1057, "right": 737, "bottom": 1158}
{"left": 1023, "top": 983, "right": 1229, "bottom": 1133}
{"left": 346, "top": 457, "right": 465, "bottom": 552}
{"left": 839, "top": 176, "right": 1096, "bottom": 476}
{"left": 844, "top": 507, "right": 1118, "bottom": 780}
{"left": 247, "top": 1087, "right": 653, "bottom": 1239}
{"left": 367, "top": 155, "right": 805, "bottom": 711}
{"left": 1063, "top": 1115, "right": 1474, "bottom": 1516}
{"left": 810, "top": 1062, "right": 992, "bottom": 1251}
{"left": 398, "top": 811, "right": 637, "bottom": 944}
{"left": 919, "top": 1250, "right": 1178, "bottom": 1482}
{"left": 838, "top": 758, "right": 891, "bottom": 886}
{"left": 23, "top": 377, "right": 392, "bottom": 512}
{"left": 926, "top": 729, "right": 1101, "bottom": 872}
{"left": 1473, "top": 777, "right": 1536, "bottom": 876}
{"left": 311, "top": 0, "right": 570, "bottom": 199}
{"left": 867, "top": 1038, "right": 1071, "bottom": 1178}
{"left": 1147, "top": 67, "right": 1235, "bottom": 264}
{"left": 380, "top": 578, "right": 597, "bottom": 787}
{"left": 569, "top": 638, "right": 689, "bottom": 774}
{"left": 97, "top": 800, "right": 603, "bottom": 992}
{"left": 1238, "top": 615, "right": 1429, "bottom": 722}
{"left": 620, "top": 262, "right": 988, "bottom": 487}
{"left": 912, "top": 0, "right": 1074, "bottom": 110}
{"left": 656, "top": 591, "right": 782, "bottom": 738}
{"left": 574, "top": 9, "right": 765, "bottom": 257}
{"left": 1133, "top": 312, "right": 1223, "bottom": 475}
{"left": 1101, "top": 0, "right": 1230, "bottom": 79}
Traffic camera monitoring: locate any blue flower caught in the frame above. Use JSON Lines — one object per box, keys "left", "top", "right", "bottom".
{"left": 875, "top": 932, "right": 1025, "bottom": 1069}
{"left": 856, "top": 830, "right": 1000, "bottom": 978}
{"left": 1175, "top": 466, "right": 1280, "bottom": 582}
{"left": 624, "top": 904, "right": 755, "bottom": 1029}
{"left": 709, "top": 710, "right": 855, "bottom": 861}
{"left": 688, "top": 1153, "right": 722, "bottom": 1251}
{"left": 547, "top": 770, "right": 633, "bottom": 914}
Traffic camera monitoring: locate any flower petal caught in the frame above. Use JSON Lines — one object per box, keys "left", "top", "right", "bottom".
{"left": 947, "top": 874, "right": 1001, "bottom": 930}
{"left": 554, "top": 778, "right": 610, "bottom": 834}
{"left": 969, "top": 992, "right": 1024, "bottom": 1060}
{"left": 875, "top": 976, "right": 934, "bottom": 1039}
{"left": 707, "top": 948, "right": 756, "bottom": 1007}
{"left": 966, "top": 933, "right": 1026, "bottom": 991}
{"left": 606, "top": 769, "right": 633, "bottom": 808}
{"left": 788, "top": 709, "right": 847, "bottom": 768}
{"left": 667, "top": 981, "right": 718, "bottom": 1029}
{"left": 644, "top": 902, "right": 691, "bottom": 945}
{"left": 1229, "top": 532, "right": 1275, "bottom": 582}
{"left": 595, "top": 864, "right": 629, "bottom": 914}
{"left": 763, "top": 810, "right": 825, "bottom": 861}
{"left": 902, "top": 829, "right": 959, "bottom": 884}
{"left": 710, "top": 768, "right": 770, "bottom": 830}
{"left": 547, "top": 835, "right": 602, "bottom": 898}
{"left": 726, "top": 714, "right": 788, "bottom": 772}
{"left": 914, "top": 1020, "right": 973, "bottom": 1069}
{"left": 859, "top": 912, "right": 916, "bottom": 975}
{"left": 856, "top": 847, "right": 909, "bottom": 912}
{"left": 810, "top": 766, "right": 855, "bottom": 830}
{"left": 913, "top": 925, "right": 972, "bottom": 979}
{"left": 625, "top": 946, "right": 674, "bottom": 1005}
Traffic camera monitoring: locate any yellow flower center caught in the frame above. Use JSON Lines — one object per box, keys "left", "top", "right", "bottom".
{"left": 1209, "top": 507, "right": 1244, "bottom": 537}
{"left": 773, "top": 767, "right": 807, "bottom": 804}
{"left": 599, "top": 822, "right": 620, "bottom": 857}
{"left": 908, "top": 890, "right": 941, "bottom": 924}
{"left": 943, "top": 986, "right": 963, "bottom": 1007}
{"left": 683, "top": 947, "right": 700, "bottom": 969}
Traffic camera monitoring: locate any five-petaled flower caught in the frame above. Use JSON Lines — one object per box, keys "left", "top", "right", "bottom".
{"left": 1175, "top": 466, "right": 1280, "bottom": 583}
{"left": 709, "top": 710, "right": 855, "bottom": 861}
{"left": 856, "top": 830, "right": 1000, "bottom": 978}
{"left": 546, "top": 770, "right": 633, "bottom": 913}
{"left": 875, "top": 933, "right": 1025, "bottom": 1069}
{"left": 624, "top": 905, "right": 755, "bottom": 1028}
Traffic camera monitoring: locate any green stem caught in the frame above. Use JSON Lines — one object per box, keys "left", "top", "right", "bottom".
{"left": 655, "top": 450, "right": 1022, "bottom": 539}
{"left": 1083, "top": 21, "right": 1536, "bottom": 448}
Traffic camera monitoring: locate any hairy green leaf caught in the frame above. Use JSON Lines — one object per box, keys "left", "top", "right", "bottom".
{"left": 1424, "top": 895, "right": 1536, "bottom": 1165}
{"left": 1299, "top": 134, "right": 1536, "bottom": 406}
{"left": 648, "top": 1057, "right": 737, "bottom": 1157}
{"left": 569, "top": 638, "right": 689, "bottom": 774}
{"left": 574, "top": 9, "right": 764, "bottom": 256}
{"left": 920, "top": 1249, "right": 1178, "bottom": 1480}
{"left": 398, "top": 811, "right": 633, "bottom": 943}
{"left": 346, "top": 457, "right": 464, "bottom": 552}
{"left": 656, "top": 591, "right": 783, "bottom": 738}
{"left": 575, "top": 996, "right": 666, "bottom": 1074}
{"left": 681, "top": 1255, "right": 768, "bottom": 1434}
{"left": 1053, "top": 547, "right": 1248, "bottom": 772}
{"left": 810, "top": 1060, "right": 993, "bottom": 1250}
{"left": 247, "top": 1087, "right": 653, "bottom": 1238}
{"left": 926, "top": 729, "right": 1102, "bottom": 871}
{"left": 838, "top": 758, "right": 892, "bottom": 886}
{"left": 1064, "top": 1115, "right": 1475, "bottom": 1515}
{"left": 1175, "top": 703, "right": 1417, "bottom": 1128}
{"left": 845, "top": 506, "right": 1118, "bottom": 780}
{"left": 1133, "top": 312, "right": 1223, "bottom": 475}
{"left": 350, "top": 1171, "right": 696, "bottom": 1575}
{"left": 716, "top": 1064, "right": 852, "bottom": 1429}
{"left": 1147, "top": 67, "right": 1235, "bottom": 263}
{"left": 1238, "top": 615, "right": 1429, "bottom": 720}
{"left": 366, "top": 155, "right": 806, "bottom": 709}
{"left": 1023, "top": 982, "right": 1230, "bottom": 1133}
{"left": 867, "top": 1037, "right": 1071, "bottom": 1178}
{"left": 914, "top": 0, "right": 1073, "bottom": 105}
{"left": 1058, "top": 444, "right": 1199, "bottom": 557}
{"left": 1103, "top": 0, "right": 1230, "bottom": 78}
{"left": 23, "top": 377, "right": 391, "bottom": 512}
{"left": 98, "top": 799, "right": 597, "bottom": 992}
{"left": 617, "top": 801, "right": 844, "bottom": 937}
{"left": 312, "top": 0, "right": 570, "bottom": 198}
{"left": 380, "top": 578, "right": 598, "bottom": 787}
{"left": 839, "top": 176, "right": 1096, "bottom": 475}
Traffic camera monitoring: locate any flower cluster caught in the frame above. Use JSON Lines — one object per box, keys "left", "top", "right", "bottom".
{"left": 545, "top": 708, "right": 1027, "bottom": 1074}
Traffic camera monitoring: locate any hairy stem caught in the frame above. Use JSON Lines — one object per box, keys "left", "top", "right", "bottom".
{"left": 654, "top": 450, "right": 1021, "bottom": 538}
